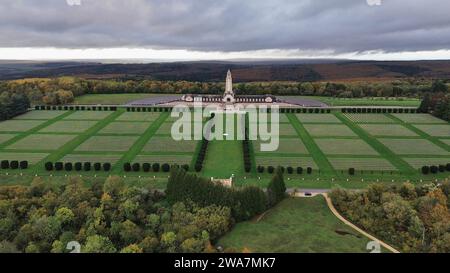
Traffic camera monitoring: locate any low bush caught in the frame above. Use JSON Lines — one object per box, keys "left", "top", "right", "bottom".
{"left": 84, "top": 162, "right": 91, "bottom": 172}
{"left": 143, "top": 163, "right": 151, "bottom": 172}
{"left": 10, "top": 161, "right": 19, "bottom": 170}
{"left": 123, "top": 163, "right": 131, "bottom": 172}
{"left": 45, "top": 162, "right": 53, "bottom": 171}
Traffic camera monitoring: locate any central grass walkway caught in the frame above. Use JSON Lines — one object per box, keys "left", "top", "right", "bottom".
{"left": 334, "top": 112, "right": 415, "bottom": 174}
{"left": 202, "top": 139, "right": 244, "bottom": 178}
{"left": 218, "top": 197, "right": 371, "bottom": 253}
{"left": 288, "top": 113, "right": 336, "bottom": 176}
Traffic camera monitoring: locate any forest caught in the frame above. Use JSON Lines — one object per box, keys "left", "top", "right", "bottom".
{"left": 0, "top": 167, "right": 287, "bottom": 253}
{"left": 330, "top": 182, "right": 450, "bottom": 253}
{"left": 0, "top": 77, "right": 445, "bottom": 106}
{"left": 419, "top": 91, "right": 450, "bottom": 121}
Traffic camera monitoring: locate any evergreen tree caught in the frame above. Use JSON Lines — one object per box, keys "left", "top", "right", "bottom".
{"left": 267, "top": 167, "right": 287, "bottom": 206}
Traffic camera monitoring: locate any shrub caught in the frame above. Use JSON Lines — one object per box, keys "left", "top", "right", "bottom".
{"left": 152, "top": 163, "right": 160, "bottom": 172}
{"left": 64, "top": 162, "right": 73, "bottom": 171}
{"left": 307, "top": 167, "right": 312, "bottom": 174}
{"left": 257, "top": 165, "right": 265, "bottom": 173}
{"left": 75, "top": 162, "right": 82, "bottom": 171}
{"left": 142, "top": 163, "right": 151, "bottom": 172}
{"left": 103, "top": 163, "right": 112, "bottom": 172}
{"left": 1, "top": 160, "right": 9, "bottom": 169}
{"left": 45, "top": 162, "right": 53, "bottom": 171}
{"left": 10, "top": 161, "right": 19, "bottom": 170}
{"left": 439, "top": 165, "right": 445, "bottom": 172}
{"left": 267, "top": 167, "right": 287, "bottom": 206}
{"left": 194, "top": 163, "right": 202, "bottom": 172}
{"left": 19, "top": 161, "right": 28, "bottom": 169}
{"left": 348, "top": 168, "right": 355, "bottom": 175}
{"left": 267, "top": 166, "right": 275, "bottom": 174}
{"left": 430, "top": 165, "right": 438, "bottom": 174}
{"left": 446, "top": 163, "right": 450, "bottom": 172}
{"left": 162, "top": 163, "right": 170, "bottom": 172}
{"left": 181, "top": 164, "right": 189, "bottom": 171}
{"left": 55, "top": 162, "right": 63, "bottom": 171}
{"left": 297, "top": 167, "right": 303, "bottom": 174}
{"left": 123, "top": 163, "right": 131, "bottom": 172}
{"left": 84, "top": 162, "right": 91, "bottom": 171}
{"left": 94, "top": 163, "right": 102, "bottom": 171}
{"left": 132, "top": 163, "right": 140, "bottom": 172}
{"left": 421, "top": 166, "right": 430, "bottom": 175}
{"left": 287, "top": 166, "right": 293, "bottom": 174}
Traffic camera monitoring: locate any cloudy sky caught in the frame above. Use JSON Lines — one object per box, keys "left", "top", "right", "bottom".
{"left": 1, "top": 0, "right": 450, "bottom": 61}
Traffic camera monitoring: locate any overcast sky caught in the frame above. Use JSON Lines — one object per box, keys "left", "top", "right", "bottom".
{"left": 1, "top": 0, "right": 450, "bottom": 61}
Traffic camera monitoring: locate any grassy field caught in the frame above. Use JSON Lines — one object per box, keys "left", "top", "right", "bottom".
{"left": 0, "top": 109, "right": 448, "bottom": 189}
{"left": 291, "top": 96, "right": 421, "bottom": 107}
{"left": 73, "top": 94, "right": 180, "bottom": 105}
{"left": 217, "top": 197, "right": 372, "bottom": 253}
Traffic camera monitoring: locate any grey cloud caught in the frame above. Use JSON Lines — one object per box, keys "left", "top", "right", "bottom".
{"left": 0, "top": 0, "right": 449, "bottom": 54}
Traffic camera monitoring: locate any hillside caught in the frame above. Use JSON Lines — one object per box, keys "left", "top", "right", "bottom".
{"left": 1, "top": 60, "right": 450, "bottom": 82}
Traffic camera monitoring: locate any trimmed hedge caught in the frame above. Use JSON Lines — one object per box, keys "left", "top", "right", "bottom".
{"left": 348, "top": 168, "right": 355, "bottom": 176}
{"left": 75, "top": 162, "right": 82, "bottom": 171}
{"left": 64, "top": 162, "right": 73, "bottom": 171}
{"left": 103, "top": 163, "right": 112, "bottom": 172}
{"left": 162, "top": 163, "right": 170, "bottom": 172}
{"left": 45, "top": 162, "right": 53, "bottom": 171}
{"left": 123, "top": 163, "right": 131, "bottom": 172}
{"left": 84, "top": 162, "right": 91, "bottom": 172}
{"left": 1, "top": 160, "right": 9, "bottom": 169}
{"left": 19, "top": 161, "right": 28, "bottom": 169}
{"left": 10, "top": 161, "right": 19, "bottom": 170}
{"left": 94, "top": 163, "right": 102, "bottom": 171}
{"left": 55, "top": 162, "right": 63, "bottom": 171}
{"left": 152, "top": 163, "right": 160, "bottom": 172}
{"left": 142, "top": 163, "right": 151, "bottom": 172}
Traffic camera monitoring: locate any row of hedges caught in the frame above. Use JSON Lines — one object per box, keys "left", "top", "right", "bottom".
{"left": 257, "top": 165, "right": 313, "bottom": 175}
{"left": 280, "top": 108, "right": 332, "bottom": 114}
{"left": 35, "top": 105, "right": 117, "bottom": 111}
{"left": 195, "top": 138, "right": 209, "bottom": 172}
{"left": 1, "top": 160, "right": 28, "bottom": 170}
{"left": 421, "top": 164, "right": 450, "bottom": 175}
{"left": 341, "top": 108, "right": 417, "bottom": 114}
{"left": 123, "top": 162, "right": 189, "bottom": 173}
{"left": 45, "top": 162, "right": 111, "bottom": 172}
{"left": 126, "top": 107, "right": 172, "bottom": 112}
{"left": 243, "top": 122, "right": 252, "bottom": 173}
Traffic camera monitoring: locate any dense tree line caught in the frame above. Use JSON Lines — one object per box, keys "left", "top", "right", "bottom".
{"left": 0, "top": 77, "right": 445, "bottom": 106}
{"left": 0, "top": 91, "right": 30, "bottom": 121}
{"left": 166, "top": 167, "right": 286, "bottom": 222}
{"left": 419, "top": 92, "right": 450, "bottom": 122}
{"left": 330, "top": 182, "right": 450, "bottom": 252}
{"left": 0, "top": 176, "right": 234, "bottom": 253}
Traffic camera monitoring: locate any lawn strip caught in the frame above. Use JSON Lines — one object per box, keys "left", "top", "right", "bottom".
{"left": 335, "top": 112, "right": 415, "bottom": 174}
{"left": 288, "top": 113, "right": 336, "bottom": 175}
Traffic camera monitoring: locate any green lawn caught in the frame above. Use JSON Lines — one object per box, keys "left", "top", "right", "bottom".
{"left": 39, "top": 120, "right": 98, "bottom": 133}
{"left": 218, "top": 197, "right": 372, "bottom": 253}
{"left": 287, "top": 96, "right": 421, "bottom": 107}
{"left": 202, "top": 140, "right": 244, "bottom": 178}
{"left": 6, "top": 134, "right": 77, "bottom": 150}
{"left": 73, "top": 94, "right": 180, "bottom": 105}
{"left": 0, "top": 120, "right": 47, "bottom": 132}
{"left": 0, "top": 109, "right": 448, "bottom": 188}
